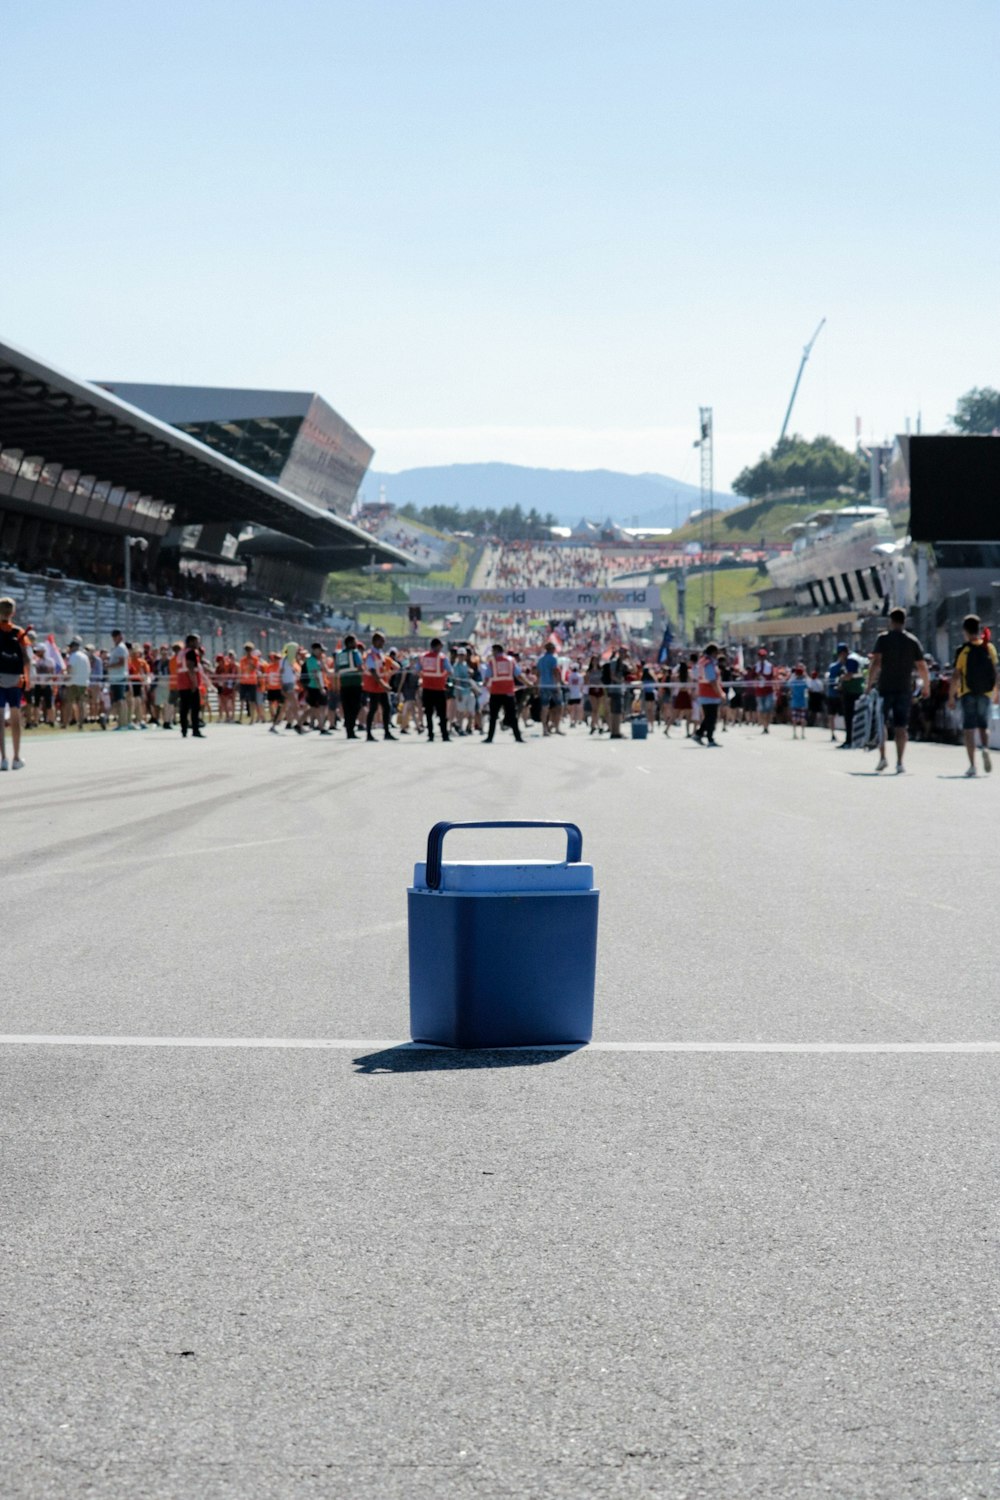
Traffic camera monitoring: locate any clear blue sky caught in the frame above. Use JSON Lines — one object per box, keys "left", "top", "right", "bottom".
{"left": 2, "top": 0, "right": 997, "bottom": 490}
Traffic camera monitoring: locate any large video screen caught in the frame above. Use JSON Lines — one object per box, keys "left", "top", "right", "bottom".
{"left": 908, "top": 436, "right": 1000, "bottom": 542}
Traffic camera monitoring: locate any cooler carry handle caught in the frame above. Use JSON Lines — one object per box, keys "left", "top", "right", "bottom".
{"left": 425, "top": 820, "right": 584, "bottom": 891}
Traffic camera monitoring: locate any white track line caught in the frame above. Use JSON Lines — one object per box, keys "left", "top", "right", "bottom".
{"left": 0, "top": 1036, "right": 998, "bottom": 1053}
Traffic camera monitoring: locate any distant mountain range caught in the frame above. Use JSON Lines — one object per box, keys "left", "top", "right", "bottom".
{"left": 360, "top": 463, "right": 734, "bottom": 530}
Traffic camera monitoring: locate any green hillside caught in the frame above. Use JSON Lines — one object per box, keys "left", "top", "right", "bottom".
{"left": 669, "top": 493, "right": 859, "bottom": 547}
{"left": 660, "top": 566, "right": 766, "bottom": 627}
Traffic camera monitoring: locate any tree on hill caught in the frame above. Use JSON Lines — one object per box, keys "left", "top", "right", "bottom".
{"left": 951, "top": 387, "right": 1000, "bottom": 434}
{"left": 732, "top": 435, "right": 864, "bottom": 499}
{"left": 397, "top": 501, "right": 558, "bottom": 540}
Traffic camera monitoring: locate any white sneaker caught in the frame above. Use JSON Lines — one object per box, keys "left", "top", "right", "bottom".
{"left": 12, "top": 757, "right": 24, "bottom": 770}
{"left": 0, "top": 757, "right": 8, "bottom": 771}
{"left": 964, "top": 765, "right": 978, "bottom": 778}
{"left": 983, "top": 748, "right": 992, "bottom": 774}
{"left": 876, "top": 755, "right": 888, "bottom": 772}
{"left": 895, "top": 763, "right": 905, "bottom": 774}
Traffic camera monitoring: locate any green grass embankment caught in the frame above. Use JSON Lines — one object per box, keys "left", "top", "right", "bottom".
{"left": 660, "top": 565, "right": 767, "bottom": 626}
{"left": 669, "top": 493, "right": 859, "bottom": 547}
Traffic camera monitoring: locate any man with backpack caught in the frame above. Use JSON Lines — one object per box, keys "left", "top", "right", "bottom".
{"left": 947, "top": 614, "right": 998, "bottom": 777}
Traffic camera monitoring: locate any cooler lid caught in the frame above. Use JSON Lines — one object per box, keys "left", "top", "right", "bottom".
{"left": 411, "top": 859, "right": 594, "bottom": 894}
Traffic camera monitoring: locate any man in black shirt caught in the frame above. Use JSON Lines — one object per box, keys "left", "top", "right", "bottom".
{"left": 866, "top": 607, "right": 930, "bottom": 773}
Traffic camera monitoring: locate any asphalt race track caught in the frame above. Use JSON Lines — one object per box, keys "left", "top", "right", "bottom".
{"left": 2, "top": 722, "right": 998, "bottom": 1499}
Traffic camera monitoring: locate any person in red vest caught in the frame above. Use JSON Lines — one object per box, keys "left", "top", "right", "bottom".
{"left": 263, "top": 652, "right": 284, "bottom": 732}
{"left": 176, "top": 633, "right": 206, "bottom": 739}
{"left": 362, "top": 631, "right": 396, "bottom": 742}
{"left": 482, "top": 642, "right": 525, "bottom": 744}
{"left": 693, "top": 642, "right": 724, "bottom": 747}
{"left": 237, "top": 642, "right": 262, "bottom": 724}
{"left": 419, "top": 636, "right": 451, "bottom": 742}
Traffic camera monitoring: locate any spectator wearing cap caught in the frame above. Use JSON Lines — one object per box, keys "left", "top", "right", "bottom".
{"left": 826, "top": 642, "right": 850, "bottom": 742}
{"left": 107, "top": 629, "right": 131, "bottom": 730}
{"left": 64, "top": 639, "right": 91, "bottom": 730}
{"left": 838, "top": 654, "right": 865, "bottom": 748}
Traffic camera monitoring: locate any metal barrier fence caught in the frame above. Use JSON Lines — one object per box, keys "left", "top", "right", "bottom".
{"left": 0, "top": 568, "right": 472, "bottom": 657}
{"left": 0, "top": 567, "right": 343, "bottom": 653}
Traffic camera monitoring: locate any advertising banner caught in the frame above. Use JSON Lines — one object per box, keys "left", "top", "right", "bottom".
{"left": 408, "top": 587, "right": 659, "bottom": 612}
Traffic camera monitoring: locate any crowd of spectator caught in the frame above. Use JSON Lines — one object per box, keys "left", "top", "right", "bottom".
{"left": 355, "top": 511, "right": 456, "bottom": 569}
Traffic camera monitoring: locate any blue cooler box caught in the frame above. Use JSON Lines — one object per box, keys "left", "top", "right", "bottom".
{"left": 408, "top": 820, "right": 598, "bottom": 1048}
{"left": 630, "top": 718, "right": 648, "bottom": 739}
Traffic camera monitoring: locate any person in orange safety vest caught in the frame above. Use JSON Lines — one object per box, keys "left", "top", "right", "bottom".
{"left": 176, "top": 632, "right": 206, "bottom": 739}
{"left": 419, "top": 636, "right": 450, "bottom": 742}
{"left": 482, "top": 642, "right": 524, "bottom": 744}
{"left": 693, "top": 642, "right": 725, "bottom": 748}
{"left": 362, "top": 631, "right": 396, "bottom": 741}
{"left": 238, "top": 642, "right": 263, "bottom": 723}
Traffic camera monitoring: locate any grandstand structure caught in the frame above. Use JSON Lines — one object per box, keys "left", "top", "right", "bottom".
{"left": 0, "top": 336, "right": 410, "bottom": 630}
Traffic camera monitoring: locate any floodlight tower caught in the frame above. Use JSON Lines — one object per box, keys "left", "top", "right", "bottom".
{"left": 696, "top": 407, "right": 715, "bottom": 632}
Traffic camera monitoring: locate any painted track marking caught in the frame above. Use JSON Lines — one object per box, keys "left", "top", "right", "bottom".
{"left": 0, "top": 1036, "right": 998, "bottom": 1053}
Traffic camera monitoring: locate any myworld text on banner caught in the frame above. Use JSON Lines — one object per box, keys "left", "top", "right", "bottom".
{"left": 408, "top": 587, "right": 660, "bottom": 612}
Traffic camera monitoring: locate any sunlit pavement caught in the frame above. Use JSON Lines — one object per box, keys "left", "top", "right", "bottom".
{"left": 3, "top": 724, "right": 998, "bottom": 1499}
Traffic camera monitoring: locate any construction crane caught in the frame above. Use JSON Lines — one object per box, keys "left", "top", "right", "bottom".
{"left": 779, "top": 318, "right": 826, "bottom": 443}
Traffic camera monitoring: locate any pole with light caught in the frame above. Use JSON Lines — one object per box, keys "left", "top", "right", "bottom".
{"left": 123, "top": 535, "right": 148, "bottom": 641}
{"left": 693, "top": 408, "right": 714, "bottom": 635}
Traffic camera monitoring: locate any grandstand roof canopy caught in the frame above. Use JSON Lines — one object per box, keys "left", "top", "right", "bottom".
{"left": 0, "top": 337, "right": 408, "bottom": 568}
